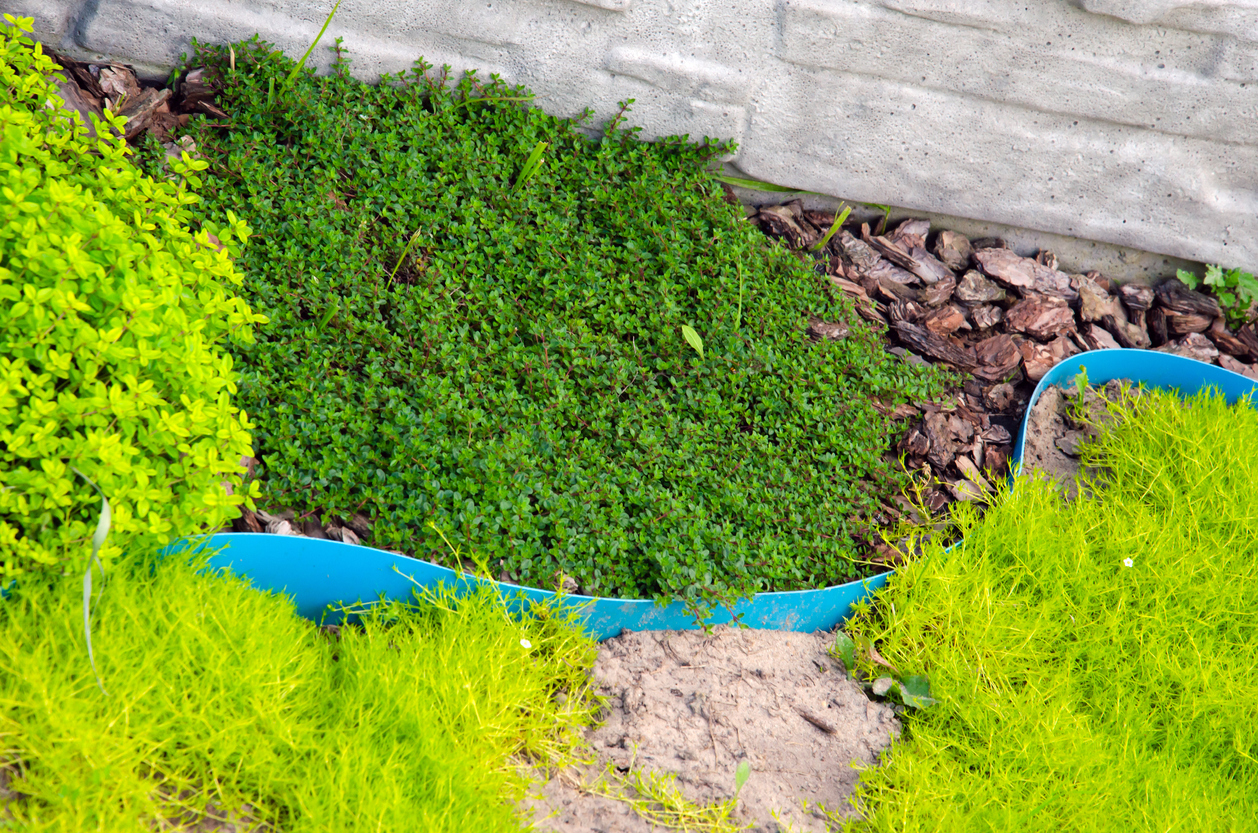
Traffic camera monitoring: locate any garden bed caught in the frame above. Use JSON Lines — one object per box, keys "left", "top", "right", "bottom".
{"left": 11, "top": 18, "right": 1258, "bottom": 832}
{"left": 45, "top": 36, "right": 1258, "bottom": 604}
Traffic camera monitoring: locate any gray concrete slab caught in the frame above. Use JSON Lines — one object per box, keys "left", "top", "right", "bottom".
{"left": 17, "top": 0, "right": 1258, "bottom": 273}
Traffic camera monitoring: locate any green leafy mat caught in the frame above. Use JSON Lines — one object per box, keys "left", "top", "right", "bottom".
{"left": 170, "top": 38, "right": 945, "bottom": 611}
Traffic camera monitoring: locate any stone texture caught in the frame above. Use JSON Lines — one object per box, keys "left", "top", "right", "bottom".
{"left": 13, "top": 0, "right": 1258, "bottom": 272}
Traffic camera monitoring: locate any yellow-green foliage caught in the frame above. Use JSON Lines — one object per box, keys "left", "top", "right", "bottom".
{"left": 0, "top": 554, "right": 600, "bottom": 830}
{"left": 0, "top": 15, "right": 266, "bottom": 577}
{"left": 841, "top": 387, "right": 1258, "bottom": 831}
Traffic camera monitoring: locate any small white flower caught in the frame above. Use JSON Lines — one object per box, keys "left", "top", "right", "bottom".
{"left": 1123, "top": 558, "right": 1134, "bottom": 568}
{"left": 520, "top": 638, "right": 533, "bottom": 649}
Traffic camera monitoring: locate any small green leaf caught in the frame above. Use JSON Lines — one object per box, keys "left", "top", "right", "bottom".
{"left": 713, "top": 174, "right": 810, "bottom": 194}
{"left": 833, "top": 631, "right": 856, "bottom": 673}
{"left": 863, "top": 202, "right": 892, "bottom": 234}
{"left": 1177, "top": 268, "right": 1201, "bottom": 290}
{"left": 389, "top": 229, "right": 423, "bottom": 286}
{"left": 316, "top": 296, "right": 339, "bottom": 330}
{"left": 809, "top": 204, "right": 851, "bottom": 252}
{"left": 1236, "top": 270, "right": 1258, "bottom": 300}
{"left": 514, "top": 141, "right": 549, "bottom": 191}
{"left": 734, "top": 759, "right": 751, "bottom": 794}
{"left": 896, "top": 674, "right": 938, "bottom": 709}
{"left": 284, "top": 0, "right": 343, "bottom": 89}
{"left": 681, "top": 324, "right": 704, "bottom": 359}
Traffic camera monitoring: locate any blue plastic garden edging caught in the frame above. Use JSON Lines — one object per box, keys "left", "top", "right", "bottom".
{"left": 178, "top": 349, "right": 1255, "bottom": 641}
{"left": 184, "top": 534, "right": 889, "bottom": 640}
{"left": 1012, "top": 348, "right": 1258, "bottom": 471}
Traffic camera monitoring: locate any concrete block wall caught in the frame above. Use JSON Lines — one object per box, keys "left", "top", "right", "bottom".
{"left": 19, "top": 0, "right": 1258, "bottom": 273}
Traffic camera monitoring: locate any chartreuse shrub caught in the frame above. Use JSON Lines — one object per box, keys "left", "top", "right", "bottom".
{"left": 0, "top": 15, "right": 266, "bottom": 578}
{"left": 840, "top": 386, "right": 1258, "bottom": 831}
{"left": 175, "top": 38, "right": 945, "bottom": 610}
{"left": 0, "top": 553, "right": 600, "bottom": 830}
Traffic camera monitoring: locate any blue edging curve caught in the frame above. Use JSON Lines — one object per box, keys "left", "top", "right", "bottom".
{"left": 183, "top": 533, "right": 889, "bottom": 641}
{"left": 1012, "top": 348, "right": 1258, "bottom": 472}
{"left": 166, "top": 350, "right": 1254, "bottom": 641}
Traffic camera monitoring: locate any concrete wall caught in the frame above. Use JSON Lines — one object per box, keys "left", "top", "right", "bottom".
{"left": 20, "top": 0, "right": 1258, "bottom": 273}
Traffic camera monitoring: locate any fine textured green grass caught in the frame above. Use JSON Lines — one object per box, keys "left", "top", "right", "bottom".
{"left": 840, "top": 386, "right": 1258, "bottom": 831}
{"left": 0, "top": 554, "right": 599, "bottom": 831}
{"left": 157, "top": 37, "right": 946, "bottom": 612}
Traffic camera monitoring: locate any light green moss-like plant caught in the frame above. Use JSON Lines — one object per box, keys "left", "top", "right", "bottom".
{"left": 0, "top": 15, "right": 267, "bottom": 577}
{"left": 0, "top": 555, "right": 600, "bottom": 830}
{"left": 840, "top": 387, "right": 1258, "bottom": 831}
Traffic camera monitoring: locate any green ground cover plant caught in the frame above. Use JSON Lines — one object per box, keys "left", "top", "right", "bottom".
{"left": 167, "top": 38, "right": 945, "bottom": 610}
{"left": 0, "top": 552, "right": 600, "bottom": 831}
{"left": 0, "top": 15, "right": 264, "bottom": 579}
{"left": 1177, "top": 264, "right": 1258, "bottom": 328}
{"left": 838, "top": 386, "right": 1258, "bottom": 830}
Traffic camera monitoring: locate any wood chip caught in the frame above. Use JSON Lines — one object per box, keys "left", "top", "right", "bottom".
{"left": 1156, "top": 279, "right": 1219, "bottom": 336}
{"left": 838, "top": 230, "right": 881, "bottom": 273}
{"left": 1076, "top": 275, "right": 1124, "bottom": 323}
{"left": 808, "top": 318, "right": 850, "bottom": 341}
{"left": 1220, "top": 353, "right": 1258, "bottom": 379}
{"left": 923, "top": 412, "right": 957, "bottom": 469}
{"left": 758, "top": 205, "right": 814, "bottom": 249}
{"left": 934, "top": 230, "right": 972, "bottom": 272}
{"left": 947, "top": 478, "right": 985, "bottom": 502}
{"left": 1156, "top": 332, "right": 1219, "bottom": 364}
{"left": 922, "top": 305, "right": 968, "bottom": 335}
{"left": 1155, "top": 278, "right": 1221, "bottom": 319}
{"left": 346, "top": 513, "right": 373, "bottom": 536}
{"left": 869, "top": 259, "right": 920, "bottom": 286}
{"left": 1166, "top": 311, "right": 1214, "bottom": 336}
{"left": 1004, "top": 296, "right": 1077, "bottom": 341}
{"left": 907, "top": 247, "right": 956, "bottom": 285}
{"left": 1082, "top": 322, "right": 1121, "bottom": 350}
{"left": 892, "top": 218, "right": 931, "bottom": 241}
{"left": 973, "top": 248, "right": 1078, "bottom": 302}
{"left": 1017, "top": 338, "right": 1056, "bottom": 382}
{"left": 1237, "top": 323, "right": 1258, "bottom": 360}
{"left": 876, "top": 277, "right": 921, "bottom": 303}
{"left": 920, "top": 274, "right": 956, "bottom": 306}
{"left": 954, "top": 270, "right": 1007, "bottom": 303}
{"left": 1118, "top": 282, "right": 1155, "bottom": 312}
{"left": 893, "top": 321, "right": 977, "bottom": 369}
{"left": 969, "top": 304, "right": 1004, "bottom": 331}
{"left": 1147, "top": 305, "right": 1169, "bottom": 346}
{"left": 864, "top": 232, "right": 919, "bottom": 271}
{"left": 981, "top": 424, "right": 1012, "bottom": 444}
{"left": 983, "top": 383, "right": 1016, "bottom": 411}
{"left": 971, "top": 333, "right": 1022, "bottom": 382}
{"left": 1207, "top": 318, "right": 1249, "bottom": 356}
{"left": 954, "top": 454, "right": 992, "bottom": 493}
{"left": 301, "top": 519, "right": 329, "bottom": 539}
{"left": 234, "top": 508, "right": 263, "bottom": 533}
{"left": 902, "top": 427, "right": 930, "bottom": 456}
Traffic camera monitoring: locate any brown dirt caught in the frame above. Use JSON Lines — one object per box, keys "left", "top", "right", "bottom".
{"left": 1020, "top": 378, "right": 1143, "bottom": 497}
{"left": 523, "top": 626, "right": 899, "bottom": 833}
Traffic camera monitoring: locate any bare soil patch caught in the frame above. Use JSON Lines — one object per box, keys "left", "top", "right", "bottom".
{"left": 1021, "top": 378, "right": 1144, "bottom": 497}
{"left": 524, "top": 626, "right": 899, "bottom": 833}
